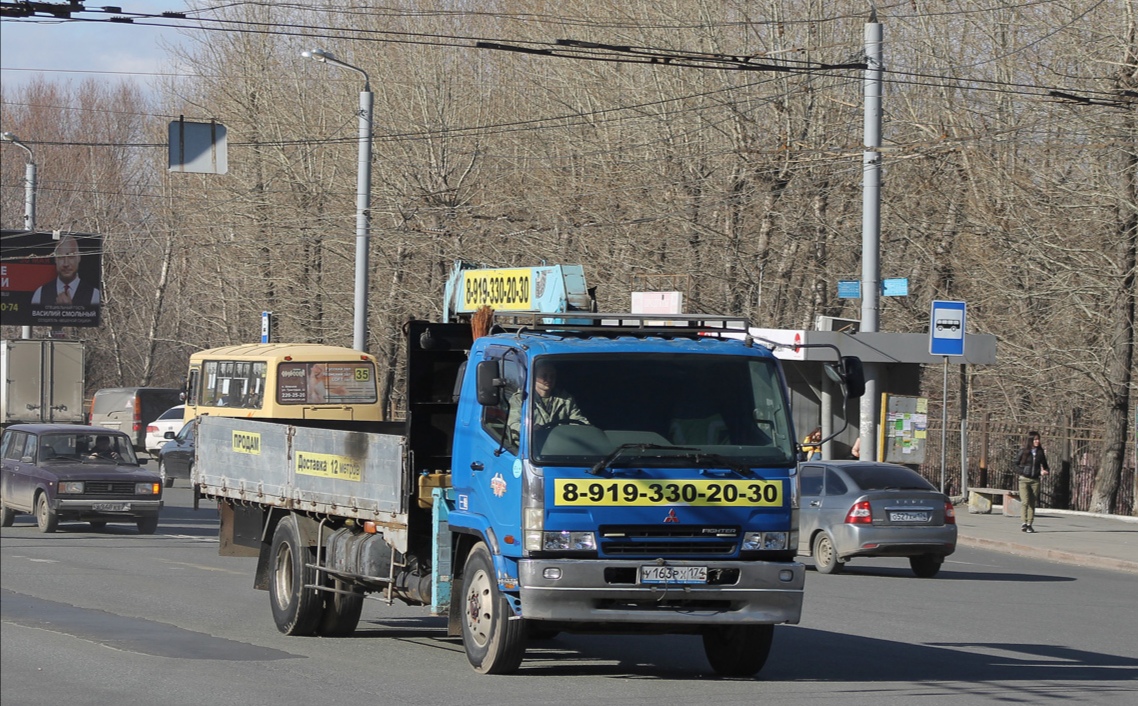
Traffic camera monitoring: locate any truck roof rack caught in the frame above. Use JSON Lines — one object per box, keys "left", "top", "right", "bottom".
{"left": 497, "top": 313, "right": 751, "bottom": 340}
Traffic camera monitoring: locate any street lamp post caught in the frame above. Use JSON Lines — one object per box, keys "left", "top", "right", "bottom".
{"left": 2, "top": 131, "right": 37, "bottom": 339}
{"left": 2, "top": 132, "right": 37, "bottom": 232}
{"left": 301, "top": 49, "right": 374, "bottom": 353}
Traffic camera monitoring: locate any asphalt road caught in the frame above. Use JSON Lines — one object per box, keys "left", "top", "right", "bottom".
{"left": 2, "top": 485, "right": 1136, "bottom": 706}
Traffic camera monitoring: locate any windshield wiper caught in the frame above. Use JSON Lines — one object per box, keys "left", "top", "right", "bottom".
{"left": 684, "top": 453, "right": 758, "bottom": 479}
{"left": 588, "top": 443, "right": 696, "bottom": 477}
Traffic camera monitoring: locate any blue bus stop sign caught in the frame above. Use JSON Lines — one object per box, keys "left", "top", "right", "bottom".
{"left": 929, "top": 300, "right": 966, "bottom": 356}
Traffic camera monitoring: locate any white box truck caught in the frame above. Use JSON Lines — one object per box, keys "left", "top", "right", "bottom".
{"left": 0, "top": 339, "right": 85, "bottom": 427}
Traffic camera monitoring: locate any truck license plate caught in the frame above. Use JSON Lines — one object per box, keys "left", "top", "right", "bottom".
{"left": 889, "top": 511, "right": 929, "bottom": 522}
{"left": 639, "top": 565, "right": 707, "bottom": 585}
{"left": 93, "top": 503, "right": 129, "bottom": 512}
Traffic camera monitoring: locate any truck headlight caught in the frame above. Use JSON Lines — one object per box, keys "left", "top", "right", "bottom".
{"left": 542, "top": 531, "right": 596, "bottom": 552}
{"left": 135, "top": 482, "right": 161, "bottom": 495}
{"left": 60, "top": 481, "right": 84, "bottom": 494}
{"left": 742, "top": 531, "right": 789, "bottom": 551}
{"left": 523, "top": 508, "right": 544, "bottom": 551}
{"left": 522, "top": 459, "right": 545, "bottom": 551}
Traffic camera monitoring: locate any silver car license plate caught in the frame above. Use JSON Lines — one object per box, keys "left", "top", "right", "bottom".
{"left": 889, "top": 511, "right": 930, "bottom": 522}
{"left": 92, "top": 502, "right": 130, "bottom": 512}
{"left": 639, "top": 565, "right": 708, "bottom": 585}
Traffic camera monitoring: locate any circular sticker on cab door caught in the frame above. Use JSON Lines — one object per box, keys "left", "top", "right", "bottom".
{"left": 513, "top": 458, "right": 523, "bottom": 478}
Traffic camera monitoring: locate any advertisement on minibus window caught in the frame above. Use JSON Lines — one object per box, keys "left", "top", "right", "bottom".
{"left": 277, "top": 362, "right": 376, "bottom": 404}
{"left": 1, "top": 230, "right": 103, "bottom": 327}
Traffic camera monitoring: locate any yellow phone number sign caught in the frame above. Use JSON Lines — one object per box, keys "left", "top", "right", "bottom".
{"left": 462, "top": 268, "right": 532, "bottom": 311}
{"left": 553, "top": 479, "right": 783, "bottom": 507}
{"left": 295, "top": 451, "right": 362, "bottom": 481}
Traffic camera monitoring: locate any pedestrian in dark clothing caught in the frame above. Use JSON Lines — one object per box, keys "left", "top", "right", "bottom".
{"left": 1016, "top": 431, "right": 1050, "bottom": 533}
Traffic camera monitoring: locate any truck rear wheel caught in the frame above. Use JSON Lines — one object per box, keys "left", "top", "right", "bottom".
{"left": 269, "top": 515, "right": 322, "bottom": 636}
{"left": 318, "top": 579, "right": 364, "bottom": 636}
{"left": 461, "top": 543, "right": 527, "bottom": 674}
{"left": 702, "top": 623, "right": 775, "bottom": 677}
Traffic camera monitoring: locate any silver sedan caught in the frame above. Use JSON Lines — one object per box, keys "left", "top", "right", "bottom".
{"left": 797, "top": 461, "right": 957, "bottom": 578}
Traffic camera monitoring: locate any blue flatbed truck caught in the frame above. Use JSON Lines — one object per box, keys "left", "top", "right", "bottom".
{"left": 194, "top": 313, "right": 864, "bottom": 675}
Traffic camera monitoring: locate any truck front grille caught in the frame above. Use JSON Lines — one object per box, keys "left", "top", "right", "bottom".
{"left": 598, "top": 525, "right": 739, "bottom": 556}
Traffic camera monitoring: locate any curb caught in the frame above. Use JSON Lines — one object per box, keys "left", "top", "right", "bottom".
{"left": 956, "top": 534, "right": 1138, "bottom": 574}
{"left": 951, "top": 497, "right": 1138, "bottom": 524}
{"left": 1033, "top": 508, "right": 1138, "bottom": 524}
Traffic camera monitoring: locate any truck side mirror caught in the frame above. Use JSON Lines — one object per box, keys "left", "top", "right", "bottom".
{"left": 476, "top": 360, "right": 502, "bottom": 406}
{"left": 824, "top": 356, "right": 865, "bottom": 399}
{"left": 840, "top": 356, "right": 865, "bottom": 398}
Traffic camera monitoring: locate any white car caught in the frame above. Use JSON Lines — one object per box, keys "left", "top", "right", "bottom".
{"left": 145, "top": 405, "right": 186, "bottom": 455}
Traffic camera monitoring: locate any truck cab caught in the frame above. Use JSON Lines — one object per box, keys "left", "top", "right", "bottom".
{"left": 444, "top": 315, "right": 812, "bottom": 675}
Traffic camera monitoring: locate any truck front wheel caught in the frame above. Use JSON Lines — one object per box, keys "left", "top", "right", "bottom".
{"left": 269, "top": 515, "right": 322, "bottom": 636}
{"left": 702, "top": 623, "right": 775, "bottom": 677}
{"left": 461, "top": 543, "right": 527, "bottom": 674}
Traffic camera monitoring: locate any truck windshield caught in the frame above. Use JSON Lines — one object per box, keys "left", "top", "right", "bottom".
{"left": 527, "top": 353, "right": 795, "bottom": 468}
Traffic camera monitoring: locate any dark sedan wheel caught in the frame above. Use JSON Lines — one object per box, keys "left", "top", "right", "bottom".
{"left": 158, "top": 460, "right": 175, "bottom": 488}
{"left": 137, "top": 516, "right": 159, "bottom": 534}
{"left": 1, "top": 496, "right": 15, "bottom": 527}
{"left": 35, "top": 492, "right": 58, "bottom": 533}
{"left": 813, "top": 533, "right": 842, "bottom": 574}
{"left": 909, "top": 553, "right": 944, "bottom": 578}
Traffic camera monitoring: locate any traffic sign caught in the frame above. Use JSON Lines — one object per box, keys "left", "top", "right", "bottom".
{"left": 837, "top": 280, "right": 860, "bottom": 299}
{"left": 929, "top": 300, "right": 966, "bottom": 356}
{"left": 882, "top": 278, "right": 909, "bottom": 296}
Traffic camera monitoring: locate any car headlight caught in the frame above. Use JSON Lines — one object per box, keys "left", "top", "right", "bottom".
{"left": 742, "top": 531, "right": 789, "bottom": 551}
{"left": 60, "top": 481, "right": 84, "bottom": 494}
{"left": 135, "top": 482, "right": 161, "bottom": 495}
{"left": 542, "top": 531, "right": 596, "bottom": 552}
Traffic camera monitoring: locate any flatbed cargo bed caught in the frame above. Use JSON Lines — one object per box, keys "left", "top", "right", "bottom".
{"left": 194, "top": 416, "right": 410, "bottom": 539}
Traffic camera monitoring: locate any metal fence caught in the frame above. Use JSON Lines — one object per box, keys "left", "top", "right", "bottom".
{"left": 915, "top": 415, "right": 1135, "bottom": 516}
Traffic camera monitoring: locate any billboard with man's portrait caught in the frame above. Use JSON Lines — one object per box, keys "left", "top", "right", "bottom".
{"left": 0, "top": 230, "right": 104, "bottom": 327}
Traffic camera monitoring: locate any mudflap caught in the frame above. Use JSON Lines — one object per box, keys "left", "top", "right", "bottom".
{"left": 218, "top": 502, "right": 263, "bottom": 558}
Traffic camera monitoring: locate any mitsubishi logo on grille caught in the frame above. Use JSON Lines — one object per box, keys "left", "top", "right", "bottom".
{"left": 663, "top": 509, "right": 679, "bottom": 523}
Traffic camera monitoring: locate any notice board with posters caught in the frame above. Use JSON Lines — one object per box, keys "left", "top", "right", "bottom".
{"left": 0, "top": 230, "right": 103, "bottom": 327}
{"left": 880, "top": 393, "right": 929, "bottom": 464}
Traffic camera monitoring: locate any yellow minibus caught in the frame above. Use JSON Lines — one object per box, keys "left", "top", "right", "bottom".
{"left": 184, "top": 344, "right": 383, "bottom": 424}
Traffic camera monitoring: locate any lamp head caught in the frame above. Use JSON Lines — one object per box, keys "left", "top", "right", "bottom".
{"left": 302, "top": 49, "right": 334, "bottom": 63}
{"left": 1, "top": 131, "right": 17, "bottom": 142}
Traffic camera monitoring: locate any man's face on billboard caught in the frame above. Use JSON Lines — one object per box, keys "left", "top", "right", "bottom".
{"left": 55, "top": 238, "right": 79, "bottom": 283}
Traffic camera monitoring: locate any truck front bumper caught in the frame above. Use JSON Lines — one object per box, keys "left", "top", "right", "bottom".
{"left": 518, "top": 558, "right": 804, "bottom": 625}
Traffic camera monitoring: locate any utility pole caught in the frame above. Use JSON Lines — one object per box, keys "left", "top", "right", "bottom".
{"left": 859, "top": 11, "right": 883, "bottom": 460}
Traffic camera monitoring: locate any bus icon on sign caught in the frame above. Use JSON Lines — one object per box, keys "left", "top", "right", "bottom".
{"left": 935, "top": 319, "right": 960, "bottom": 332}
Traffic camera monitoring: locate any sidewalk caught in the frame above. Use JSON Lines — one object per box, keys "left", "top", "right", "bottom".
{"left": 954, "top": 505, "right": 1138, "bottom": 574}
